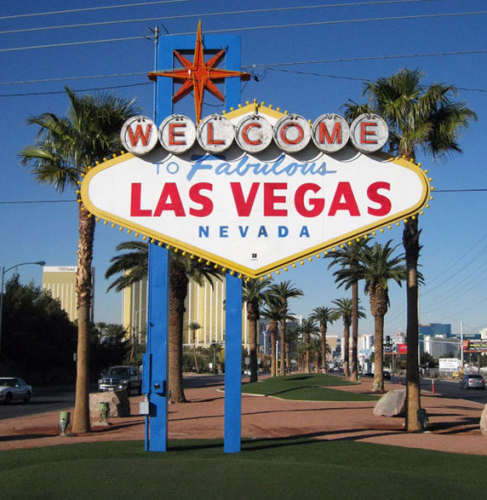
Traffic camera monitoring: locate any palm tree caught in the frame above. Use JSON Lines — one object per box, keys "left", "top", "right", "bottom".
{"left": 105, "top": 241, "right": 149, "bottom": 292}
{"left": 105, "top": 241, "right": 221, "bottom": 403}
{"left": 268, "top": 281, "right": 303, "bottom": 375}
{"left": 242, "top": 278, "right": 272, "bottom": 383}
{"left": 20, "top": 88, "right": 138, "bottom": 434}
{"left": 344, "top": 68, "right": 476, "bottom": 428}
{"left": 334, "top": 241, "right": 406, "bottom": 392}
{"left": 327, "top": 240, "right": 369, "bottom": 381}
{"left": 331, "top": 298, "right": 366, "bottom": 376}
{"left": 296, "top": 318, "right": 320, "bottom": 373}
{"left": 309, "top": 306, "right": 334, "bottom": 373}
{"left": 188, "top": 321, "right": 202, "bottom": 373}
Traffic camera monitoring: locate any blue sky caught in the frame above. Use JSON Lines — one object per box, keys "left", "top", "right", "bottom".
{"left": 1, "top": 0, "right": 487, "bottom": 337}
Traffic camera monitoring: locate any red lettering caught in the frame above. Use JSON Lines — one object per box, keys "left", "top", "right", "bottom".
{"left": 280, "top": 123, "right": 304, "bottom": 145}
{"left": 231, "top": 183, "right": 260, "bottom": 216}
{"left": 207, "top": 122, "right": 225, "bottom": 145}
{"left": 242, "top": 123, "right": 262, "bottom": 146}
{"left": 189, "top": 183, "right": 213, "bottom": 217}
{"left": 318, "top": 122, "right": 342, "bottom": 145}
{"left": 130, "top": 183, "right": 152, "bottom": 216}
{"left": 295, "top": 183, "right": 324, "bottom": 217}
{"left": 127, "top": 123, "right": 153, "bottom": 147}
{"left": 169, "top": 123, "right": 186, "bottom": 146}
{"left": 154, "top": 183, "right": 186, "bottom": 217}
{"left": 328, "top": 182, "right": 360, "bottom": 216}
{"left": 360, "top": 121, "right": 377, "bottom": 144}
{"left": 367, "top": 182, "right": 391, "bottom": 216}
{"left": 264, "top": 183, "right": 287, "bottom": 216}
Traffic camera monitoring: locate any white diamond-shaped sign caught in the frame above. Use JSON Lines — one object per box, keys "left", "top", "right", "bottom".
{"left": 81, "top": 104, "right": 430, "bottom": 278}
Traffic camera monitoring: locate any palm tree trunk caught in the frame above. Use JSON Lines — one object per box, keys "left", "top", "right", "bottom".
{"left": 343, "top": 324, "right": 350, "bottom": 378}
{"left": 320, "top": 324, "right": 327, "bottom": 373}
{"left": 270, "top": 326, "right": 277, "bottom": 377}
{"left": 248, "top": 311, "right": 258, "bottom": 383}
{"left": 285, "top": 340, "right": 291, "bottom": 374}
{"left": 350, "top": 282, "right": 359, "bottom": 382}
{"left": 304, "top": 332, "right": 311, "bottom": 374}
{"left": 404, "top": 219, "right": 422, "bottom": 431}
{"left": 373, "top": 315, "right": 385, "bottom": 392}
{"left": 169, "top": 269, "right": 188, "bottom": 403}
{"left": 72, "top": 206, "right": 95, "bottom": 434}
{"left": 192, "top": 332, "right": 199, "bottom": 374}
{"left": 279, "top": 319, "right": 286, "bottom": 376}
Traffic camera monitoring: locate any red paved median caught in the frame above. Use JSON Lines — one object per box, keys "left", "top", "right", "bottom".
{"left": 1, "top": 377, "right": 486, "bottom": 455}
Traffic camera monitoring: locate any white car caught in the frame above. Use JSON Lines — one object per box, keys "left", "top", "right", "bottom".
{"left": 0, "top": 377, "right": 33, "bottom": 404}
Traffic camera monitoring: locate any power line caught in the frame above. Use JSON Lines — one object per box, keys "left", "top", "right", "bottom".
{"left": 0, "top": 35, "right": 145, "bottom": 53}
{"left": 172, "top": 10, "right": 487, "bottom": 36}
{"left": 434, "top": 188, "right": 487, "bottom": 192}
{"left": 0, "top": 1, "right": 465, "bottom": 36}
{"left": 0, "top": 81, "right": 152, "bottom": 98}
{"left": 0, "top": 1, "right": 463, "bottom": 23}
{"left": 0, "top": 200, "right": 77, "bottom": 205}
{"left": 2, "top": 48, "right": 487, "bottom": 97}
{"left": 0, "top": 72, "right": 147, "bottom": 87}
{"left": 2, "top": 10, "right": 487, "bottom": 53}
{"left": 248, "top": 49, "right": 487, "bottom": 70}
{"left": 0, "top": 0, "right": 199, "bottom": 21}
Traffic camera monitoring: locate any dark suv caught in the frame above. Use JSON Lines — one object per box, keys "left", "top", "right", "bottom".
{"left": 98, "top": 366, "right": 142, "bottom": 395}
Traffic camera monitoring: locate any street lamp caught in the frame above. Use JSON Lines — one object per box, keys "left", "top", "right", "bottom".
{"left": 0, "top": 261, "right": 46, "bottom": 366}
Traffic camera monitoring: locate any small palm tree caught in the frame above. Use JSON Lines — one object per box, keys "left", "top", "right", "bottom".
{"left": 268, "top": 281, "right": 303, "bottom": 375}
{"left": 105, "top": 241, "right": 149, "bottom": 292}
{"left": 20, "top": 88, "right": 138, "bottom": 434}
{"left": 331, "top": 298, "right": 366, "bottom": 376}
{"left": 309, "top": 306, "right": 334, "bottom": 372}
{"left": 242, "top": 278, "right": 272, "bottom": 382}
{"left": 188, "top": 321, "right": 202, "bottom": 373}
{"left": 261, "top": 295, "right": 282, "bottom": 377}
{"left": 334, "top": 241, "right": 406, "bottom": 392}
{"left": 344, "top": 68, "right": 477, "bottom": 428}
{"left": 296, "top": 318, "right": 320, "bottom": 373}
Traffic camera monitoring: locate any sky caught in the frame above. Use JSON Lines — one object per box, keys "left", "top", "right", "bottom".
{"left": 1, "top": 0, "right": 487, "bottom": 337}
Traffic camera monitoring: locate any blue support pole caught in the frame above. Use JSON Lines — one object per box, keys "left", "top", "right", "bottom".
{"left": 145, "top": 245, "right": 170, "bottom": 452}
{"left": 144, "top": 26, "right": 245, "bottom": 453}
{"left": 224, "top": 273, "right": 242, "bottom": 453}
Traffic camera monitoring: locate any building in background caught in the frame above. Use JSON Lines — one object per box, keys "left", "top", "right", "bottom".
{"left": 122, "top": 276, "right": 248, "bottom": 349}
{"left": 420, "top": 323, "right": 452, "bottom": 337}
{"left": 424, "top": 334, "right": 460, "bottom": 358}
{"left": 122, "top": 277, "right": 148, "bottom": 345}
{"left": 42, "top": 266, "right": 94, "bottom": 322}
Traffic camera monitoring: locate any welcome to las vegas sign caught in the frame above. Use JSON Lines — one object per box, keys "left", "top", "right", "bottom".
{"left": 80, "top": 102, "right": 431, "bottom": 279}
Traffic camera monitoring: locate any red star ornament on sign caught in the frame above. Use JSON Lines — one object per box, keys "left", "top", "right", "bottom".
{"left": 148, "top": 21, "right": 251, "bottom": 123}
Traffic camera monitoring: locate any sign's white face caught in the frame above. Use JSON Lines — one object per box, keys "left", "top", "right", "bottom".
{"left": 82, "top": 105, "right": 430, "bottom": 278}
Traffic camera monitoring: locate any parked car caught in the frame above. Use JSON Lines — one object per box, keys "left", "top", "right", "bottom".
{"left": 459, "top": 373, "right": 485, "bottom": 390}
{"left": 98, "top": 366, "right": 142, "bottom": 395}
{"left": 0, "top": 377, "right": 32, "bottom": 404}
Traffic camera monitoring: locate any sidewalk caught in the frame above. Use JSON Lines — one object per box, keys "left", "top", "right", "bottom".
{"left": 1, "top": 377, "right": 486, "bottom": 455}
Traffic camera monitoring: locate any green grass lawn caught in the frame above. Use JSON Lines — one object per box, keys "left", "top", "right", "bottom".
{"left": 242, "top": 373, "right": 379, "bottom": 401}
{"left": 1, "top": 439, "right": 486, "bottom": 499}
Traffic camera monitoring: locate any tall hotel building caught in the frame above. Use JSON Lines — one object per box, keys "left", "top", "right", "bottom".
{"left": 42, "top": 266, "right": 94, "bottom": 322}
{"left": 123, "top": 276, "right": 248, "bottom": 348}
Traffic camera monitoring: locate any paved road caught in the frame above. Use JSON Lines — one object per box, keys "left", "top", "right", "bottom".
{"left": 0, "top": 375, "right": 226, "bottom": 421}
{"left": 418, "top": 377, "right": 487, "bottom": 404}
{"left": 0, "top": 386, "right": 76, "bottom": 421}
